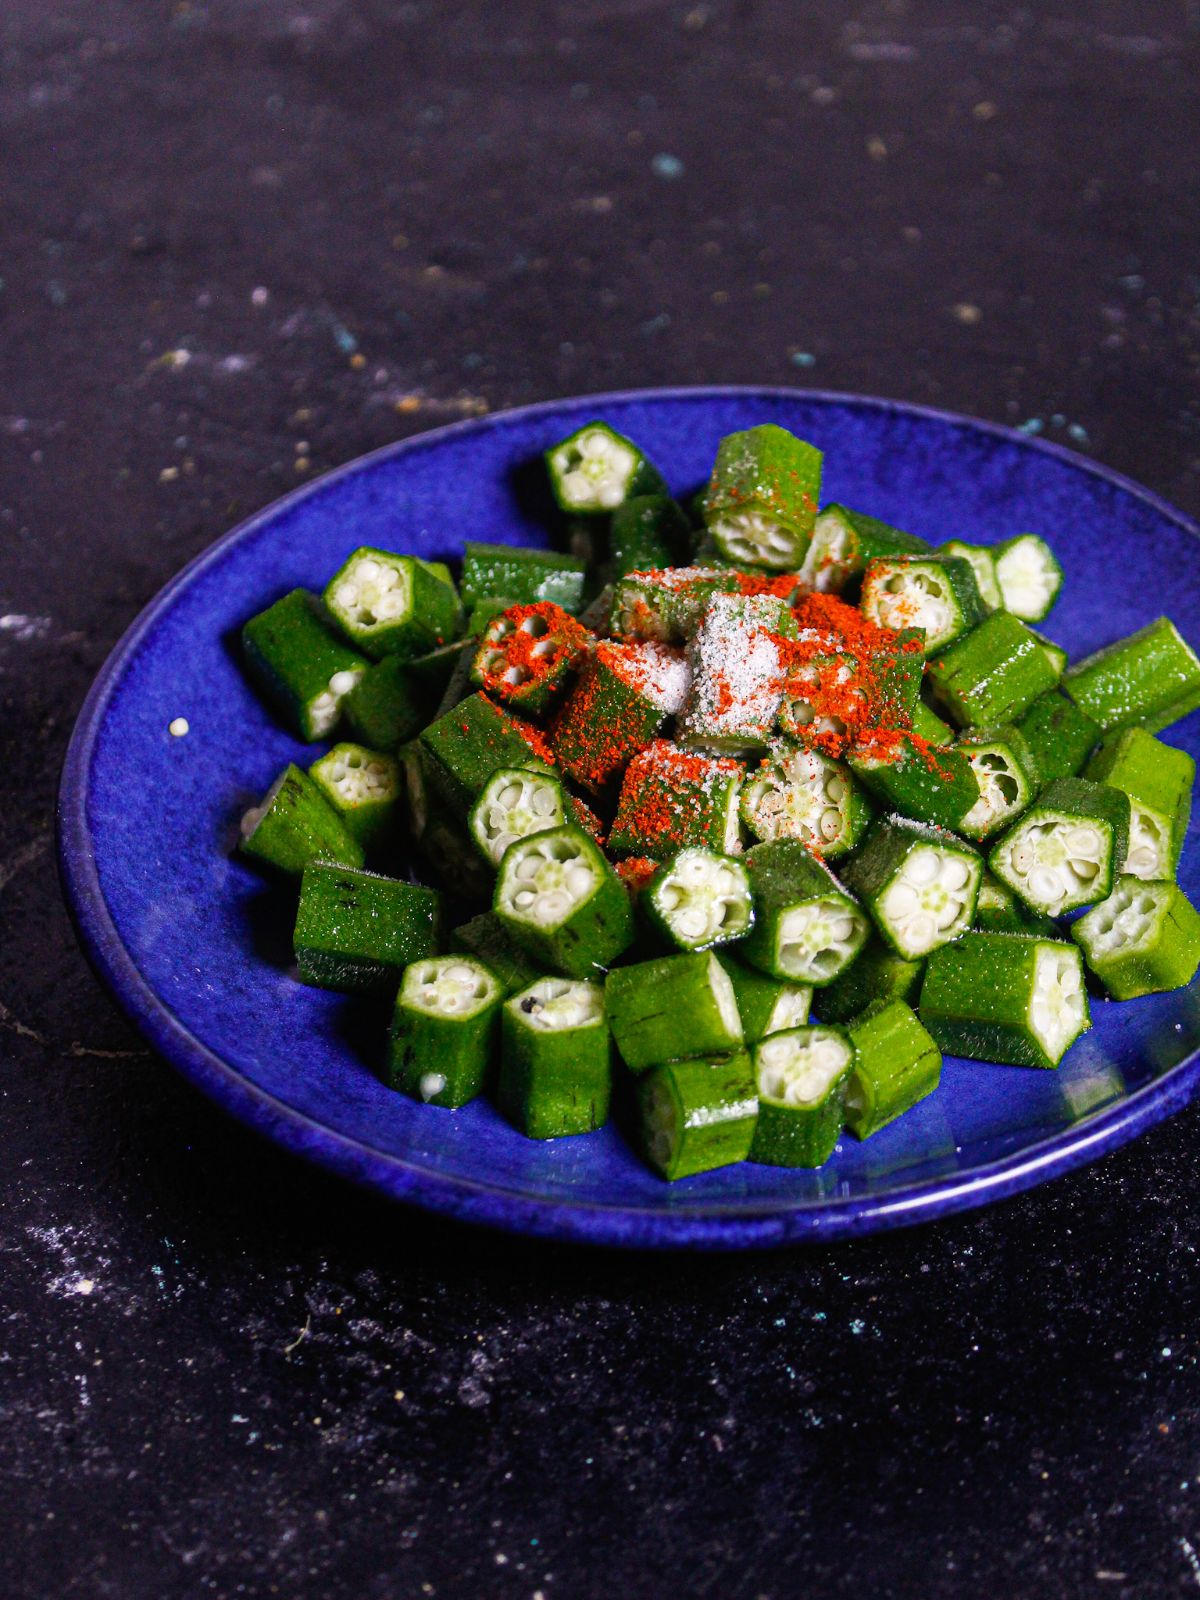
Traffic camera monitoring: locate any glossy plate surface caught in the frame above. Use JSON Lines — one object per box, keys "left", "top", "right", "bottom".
{"left": 58, "top": 388, "right": 1200, "bottom": 1248}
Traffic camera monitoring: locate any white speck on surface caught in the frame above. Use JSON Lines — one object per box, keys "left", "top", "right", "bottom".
{"left": 0, "top": 614, "right": 52, "bottom": 641}
{"left": 169, "top": 717, "right": 190, "bottom": 737}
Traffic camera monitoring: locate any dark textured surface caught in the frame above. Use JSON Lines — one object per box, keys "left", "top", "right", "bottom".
{"left": 4, "top": 2, "right": 1200, "bottom": 1595}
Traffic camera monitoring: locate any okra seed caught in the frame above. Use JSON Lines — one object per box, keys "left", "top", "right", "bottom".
{"left": 419, "top": 1072, "right": 447, "bottom": 1101}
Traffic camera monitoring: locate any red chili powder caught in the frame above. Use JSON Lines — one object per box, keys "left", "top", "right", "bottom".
{"left": 616, "top": 856, "right": 660, "bottom": 894}
{"left": 610, "top": 740, "right": 743, "bottom": 852}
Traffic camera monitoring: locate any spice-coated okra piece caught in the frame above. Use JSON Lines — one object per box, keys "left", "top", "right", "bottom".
{"left": 239, "top": 764, "right": 364, "bottom": 876}
{"left": 716, "top": 952, "right": 812, "bottom": 1041}
{"left": 1072, "top": 878, "right": 1200, "bottom": 1000}
{"left": 973, "top": 870, "right": 1060, "bottom": 937}
{"left": 954, "top": 724, "right": 1039, "bottom": 842}
{"left": 242, "top": 588, "right": 369, "bottom": 741}
{"left": 841, "top": 815, "right": 982, "bottom": 960}
{"left": 388, "top": 956, "right": 503, "bottom": 1108}
{"left": 643, "top": 849, "right": 754, "bottom": 952}
{"left": 343, "top": 650, "right": 450, "bottom": 750}
{"left": 637, "top": 1052, "right": 758, "bottom": 1180}
{"left": 678, "top": 593, "right": 797, "bottom": 752}
{"left": 843, "top": 999, "right": 942, "bottom": 1139}
{"left": 470, "top": 602, "right": 592, "bottom": 718}
{"left": 938, "top": 541, "right": 1002, "bottom": 611}
{"left": 988, "top": 776, "right": 1131, "bottom": 917}
{"left": 910, "top": 697, "right": 955, "bottom": 747}
{"left": 545, "top": 420, "right": 667, "bottom": 516}
{"left": 498, "top": 977, "right": 612, "bottom": 1138}
{"left": 323, "top": 547, "right": 463, "bottom": 660}
{"left": 448, "top": 910, "right": 545, "bottom": 997}
{"left": 551, "top": 640, "right": 689, "bottom": 793}
{"left": 799, "top": 503, "right": 929, "bottom": 594}
{"left": 607, "top": 741, "right": 743, "bottom": 857}
{"left": 459, "top": 541, "right": 588, "bottom": 614}
{"left": 847, "top": 734, "right": 981, "bottom": 832}
{"left": 777, "top": 652, "right": 866, "bottom": 750}
{"left": 740, "top": 839, "right": 869, "bottom": 986}
{"left": 920, "top": 933, "right": 1089, "bottom": 1069}
{"left": 1013, "top": 690, "right": 1100, "bottom": 785}
{"left": 605, "top": 949, "right": 744, "bottom": 1071}
{"left": 860, "top": 554, "right": 986, "bottom": 654}
{"left": 608, "top": 566, "right": 741, "bottom": 644}
{"left": 748, "top": 1025, "right": 854, "bottom": 1167}
{"left": 702, "top": 424, "right": 823, "bottom": 570}
{"left": 292, "top": 861, "right": 441, "bottom": 994}
{"left": 741, "top": 744, "right": 873, "bottom": 859}
{"left": 608, "top": 494, "right": 692, "bottom": 578}
{"left": 1084, "top": 727, "right": 1195, "bottom": 881}
{"left": 813, "top": 936, "right": 924, "bottom": 1024}
{"left": 1063, "top": 617, "right": 1200, "bottom": 734}
{"left": 417, "top": 692, "right": 555, "bottom": 816}
{"left": 494, "top": 823, "right": 634, "bottom": 978}
{"left": 924, "top": 611, "right": 1061, "bottom": 729}
{"left": 308, "top": 743, "right": 400, "bottom": 854}
{"left": 468, "top": 767, "right": 567, "bottom": 867}
{"left": 992, "top": 534, "right": 1063, "bottom": 623}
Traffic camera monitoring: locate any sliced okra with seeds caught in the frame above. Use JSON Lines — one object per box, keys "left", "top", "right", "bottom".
{"left": 749, "top": 1025, "right": 853, "bottom": 1168}
{"left": 604, "top": 950, "right": 744, "bottom": 1071}
{"left": 847, "top": 734, "right": 981, "bottom": 832}
{"left": 239, "top": 764, "right": 364, "bottom": 876}
{"left": 494, "top": 822, "right": 634, "bottom": 978}
{"left": 973, "top": 869, "right": 1060, "bottom": 937}
{"left": 637, "top": 1052, "right": 758, "bottom": 1180}
{"left": 293, "top": 862, "right": 441, "bottom": 994}
{"left": 841, "top": 815, "right": 982, "bottom": 960}
{"left": 702, "top": 424, "right": 823, "bottom": 570}
{"left": 551, "top": 639, "right": 688, "bottom": 792}
{"left": 993, "top": 534, "right": 1063, "bottom": 623}
{"left": 459, "top": 541, "right": 587, "bottom": 614}
{"left": 388, "top": 956, "right": 503, "bottom": 1108}
{"left": 740, "top": 743, "right": 872, "bottom": 859}
{"left": 938, "top": 541, "right": 1003, "bottom": 611}
{"left": 843, "top": 999, "right": 942, "bottom": 1140}
{"left": 448, "top": 910, "right": 545, "bottom": 997}
{"left": 1083, "top": 727, "right": 1195, "bottom": 881}
{"left": 921, "top": 932, "right": 1089, "bottom": 1069}
{"left": 1063, "top": 617, "right": 1200, "bottom": 734}
{"left": 498, "top": 977, "right": 612, "bottom": 1138}
{"left": 309, "top": 742, "right": 401, "bottom": 854}
{"left": 418, "top": 692, "right": 554, "bottom": 816}
{"left": 924, "top": 611, "right": 1061, "bottom": 729}
{"left": 607, "top": 740, "right": 743, "bottom": 857}
{"left": 954, "top": 724, "right": 1039, "bottom": 842}
{"left": 608, "top": 566, "right": 740, "bottom": 644}
{"left": 777, "top": 650, "right": 868, "bottom": 751}
{"left": 468, "top": 767, "right": 567, "bottom": 867}
{"left": 242, "top": 588, "right": 369, "bottom": 741}
{"left": 988, "top": 776, "right": 1131, "bottom": 917}
{"left": 1071, "top": 878, "right": 1200, "bottom": 1000}
{"left": 799, "top": 503, "right": 929, "bottom": 594}
{"left": 740, "top": 839, "right": 869, "bottom": 986}
{"left": 608, "top": 494, "right": 692, "bottom": 578}
{"left": 470, "top": 602, "right": 592, "bottom": 717}
{"left": 643, "top": 848, "right": 754, "bottom": 953}
{"left": 1013, "top": 690, "right": 1100, "bottom": 785}
{"left": 323, "top": 547, "right": 463, "bottom": 661}
{"left": 716, "top": 953, "right": 812, "bottom": 1042}
{"left": 678, "top": 593, "right": 797, "bottom": 753}
{"left": 860, "top": 554, "right": 985, "bottom": 654}
{"left": 813, "top": 936, "right": 924, "bottom": 1025}
{"left": 545, "top": 421, "right": 666, "bottom": 516}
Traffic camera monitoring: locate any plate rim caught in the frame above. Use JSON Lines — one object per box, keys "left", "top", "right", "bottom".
{"left": 56, "top": 384, "right": 1200, "bottom": 1250}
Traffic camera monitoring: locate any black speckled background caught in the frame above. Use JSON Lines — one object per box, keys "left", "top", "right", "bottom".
{"left": 4, "top": 4, "right": 1200, "bottom": 1596}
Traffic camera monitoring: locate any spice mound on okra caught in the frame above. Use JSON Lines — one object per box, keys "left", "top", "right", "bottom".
{"left": 232, "top": 416, "right": 1200, "bottom": 1181}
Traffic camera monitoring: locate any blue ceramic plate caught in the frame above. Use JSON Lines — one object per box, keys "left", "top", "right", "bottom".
{"left": 58, "top": 389, "right": 1200, "bottom": 1248}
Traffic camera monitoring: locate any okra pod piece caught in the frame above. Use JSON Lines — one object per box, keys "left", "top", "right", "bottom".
{"left": 938, "top": 541, "right": 1002, "bottom": 611}
{"left": 741, "top": 743, "right": 872, "bottom": 859}
{"left": 955, "top": 724, "right": 1039, "bottom": 842}
{"left": 241, "top": 588, "right": 369, "bottom": 741}
{"left": 459, "top": 541, "right": 587, "bottom": 614}
{"left": 448, "top": 910, "right": 544, "bottom": 997}
{"left": 848, "top": 734, "right": 981, "bottom": 832}
{"left": 1013, "top": 690, "right": 1100, "bottom": 784}
{"left": 910, "top": 698, "right": 954, "bottom": 747}
{"left": 920, "top": 932, "right": 1089, "bottom": 1069}
{"left": 1084, "top": 727, "right": 1195, "bottom": 881}
{"left": 545, "top": 420, "right": 666, "bottom": 516}
{"left": 740, "top": 839, "right": 869, "bottom": 986}
{"left": 1063, "top": 617, "right": 1200, "bottom": 734}
{"left": 323, "top": 547, "right": 462, "bottom": 660}
{"left": 988, "top": 776, "right": 1131, "bottom": 917}
{"left": 551, "top": 640, "right": 689, "bottom": 793}
{"left": 749, "top": 1025, "right": 853, "bottom": 1167}
{"left": 494, "top": 823, "right": 634, "bottom": 977}
{"left": 468, "top": 766, "right": 567, "bottom": 867}
{"left": 608, "top": 740, "right": 743, "bottom": 857}
{"left": 416, "top": 812, "right": 495, "bottom": 901}
{"left": 498, "top": 977, "right": 611, "bottom": 1138}
{"left": 799, "top": 503, "right": 929, "bottom": 594}
{"left": 678, "top": 594, "right": 797, "bottom": 753}
{"left": 343, "top": 652, "right": 445, "bottom": 750}
{"left": 702, "top": 424, "right": 822, "bottom": 570}
{"left": 1030, "top": 629, "right": 1068, "bottom": 680}
{"left": 470, "top": 602, "right": 591, "bottom": 718}
{"left": 388, "top": 956, "right": 503, "bottom": 1108}
{"left": 293, "top": 861, "right": 441, "bottom": 994}
{"left": 843, "top": 999, "right": 942, "bottom": 1139}
{"left": 609, "top": 566, "right": 740, "bottom": 644}
{"left": 239, "top": 764, "right": 364, "bottom": 876}
{"left": 608, "top": 494, "right": 692, "bottom": 577}
{"left": 860, "top": 554, "right": 985, "bottom": 654}
{"left": 605, "top": 949, "right": 744, "bottom": 1071}
{"left": 1072, "top": 878, "right": 1200, "bottom": 1000}
{"left": 973, "top": 869, "right": 1060, "bottom": 937}
{"left": 637, "top": 1052, "right": 758, "bottom": 1180}
{"left": 418, "top": 692, "right": 555, "bottom": 816}
{"left": 814, "top": 936, "right": 924, "bottom": 1024}
{"left": 643, "top": 849, "right": 754, "bottom": 952}
{"left": 308, "top": 743, "right": 400, "bottom": 854}
{"left": 925, "top": 611, "right": 1061, "bottom": 729}
{"left": 466, "top": 596, "right": 519, "bottom": 636}
{"left": 993, "top": 534, "right": 1063, "bottom": 623}
{"left": 841, "top": 816, "right": 982, "bottom": 960}
{"left": 716, "top": 952, "right": 812, "bottom": 1041}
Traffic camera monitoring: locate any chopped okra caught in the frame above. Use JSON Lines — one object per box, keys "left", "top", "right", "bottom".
{"left": 498, "top": 977, "right": 612, "bottom": 1138}
{"left": 418, "top": 691, "right": 555, "bottom": 815}
{"left": 1072, "top": 879, "right": 1200, "bottom": 1000}
{"left": 242, "top": 588, "right": 369, "bottom": 741}
{"left": 702, "top": 424, "right": 822, "bottom": 570}
{"left": 749, "top": 1025, "right": 853, "bottom": 1167}
{"left": 607, "top": 740, "right": 743, "bottom": 857}
{"left": 741, "top": 743, "right": 872, "bottom": 859}
{"left": 1063, "top": 617, "right": 1200, "bottom": 734}
{"left": 844, "top": 1000, "right": 942, "bottom": 1139}
{"left": 1083, "top": 727, "right": 1195, "bottom": 881}
{"left": 841, "top": 815, "right": 982, "bottom": 960}
{"left": 973, "top": 869, "right": 1060, "bottom": 937}
{"left": 1013, "top": 690, "right": 1100, "bottom": 785}
{"left": 740, "top": 839, "right": 869, "bottom": 985}
{"left": 800, "top": 503, "right": 929, "bottom": 594}
{"left": 388, "top": 956, "right": 502, "bottom": 1108}
{"left": 609, "top": 566, "right": 740, "bottom": 644}
{"left": 920, "top": 933, "right": 1089, "bottom": 1069}
{"left": 459, "top": 541, "right": 587, "bottom": 614}
{"left": 860, "top": 554, "right": 985, "bottom": 654}
{"left": 240, "top": 764, "right": 364, "bottom": 876}
{"left": 848, "top": 734, "right": 982, "bottom": 832}
{"left": 716, "top": 953, "right": 812, "bottom": 1041}
{"left": 293, "top": 862, "right": 441, "bottom": 994}
{"left": 551, "top": 639, "right": 689, "bottom": 792}
{"left": 925, "top": 611, "right": 1061, "bottom": 729}
{"left": 605, "top": 950, "right": 744, "bottom": 1071}
{"left": 993, "top": 534, "right": 1063, "bottom": 623}
{"left": 448, "top": 910, "right": 545, "bottom": 997}
{"left": 678, "top": 593, "right": 796, "bottom": 752}
{"left": 324, "top": 547, "right": 463, "bottom": 660}
{"left": 608, "top": 494, "right": 692, "bottom": 577}
{"left": 468, "top": 767, "right": 567, "bottom": 867}
{"left": 813, "top": 936, "right": 924, "bottom": 1024}
{"left": 955, "top": 725, "right": 1039, "bottom": 842}
{"left": 545, "top": 421, "right": 666, "bottom": 515}
{"left": 939, "top": 540, "right": 1002, "bottom": 611}
{"left": 494, "top": 823, "right": 633, "bottom": 978}
{"left": 644, "top": 848, "right": 754, "bottom": 952}
{"left": 990, "top": 776, "right": 1130, "bottom": 917}
{"left": 637, "top": 1052, "right": 758, "bottom": 1179}
{"left": 309, "top": 742, "right": 400, "bottom": 854}
{"left": 470, "top": 601, "right": 591, "bottom": 717}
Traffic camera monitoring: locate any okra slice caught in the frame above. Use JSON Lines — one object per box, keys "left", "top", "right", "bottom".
{"left": 637, "top": 1052, "right": 758, "bottom": 1180}
{"left": 470, "top": 602, "right": 592, "bottom": 718}
{"left": 608, "top": 566, "right": 740, "bottom": 644}
{"left": 1014, "top": 690, "right": 1100, "bottom": 785}
{"left": 988, "top": 776, "right": 1131, "bottom": 917}
{"left": 498, "top": 978, "right": 611, "bottom": 1138}
{"left": 777, "top": 651, "right": 868, "bottom": 753}
{"left": 740, "top": 839, "right": 869, "bottom": 986}
{"left": 921, "top": 932, "right": 1089, "bottom": 1069}
{"left": 925, "top": 611, "right": 1061, "bottom": 729}
{"left": 343, "top": 653, "right": 445, "bottom": 750}
{"left": 910, "top": 698, "right": 954, "bottom": 747}
{"left": 1030, "top": 629, "right": 1068, "bottom": 680}
{"left": 545, "top": 420, "right": 666, "bottom": 516}
{"left": 678, "top": 594, "right": 797, "bottom": 753}
{"left": 494, "top": 823, "right": 633, "bottom": 978}
{"left": 814, "top": 936, "right": 924, "bottom": 1025}
{"left": 323, "top": 547, "right": 462, "bottom": 661}
{"left": 1063, "top": 617, "right": 1200, "bottom": 734}
{"left": 993, "top": 534, "right": 1063, "bottom": 623}
{"left": 702, "top": 424, "right": 822, "bottom": 570}
{"left": 740, "top": 743, "right": 872, "bottom": 859}
{"left": 644, "top": 849, "right": 754, "bottom": 952}
{"left": 799, "top": 503, "right": 929, "bottom": 594}
{"left": 449, "top": 910, "right": 544, "bottom": 997}
{"left": 418, "top": 692, "right": 555, "bottom": 816}
{"left": 459, "top": 541, "right": 587, "bottom": 614}
{"left": 293, "top": 862, "right": 441, "bottom": 994}
{"left": 841, "top": 816, "right": 982, "bottom": 960}
{"left": 241, "top": 588, "right": 369, "bottom": 741}
{"left": 749, "top": 1025, "right": 853, "bottom": 1167}
{"left": 860, "top": 555, "right": 985, "bottom": 654}
{"left": 388, "top": 956, "right": 502, "bottom": 1108}
{"left": 608, "top": 494, "right": 692, "bottom": 577}
{"left": 308, "top": 743, "right": 400, "bottom": 854}
{"left": 955, "top": 725, "right": 1039, "bottom": 842}
{"left": 843, "top": 999, "right": 942, "bottom": 1139}
{"left": 938, "top": 541, "right": 1003, "bottom": 611}
{"left": 239, "top": 764, "right": 364, "bottom": 876}
{"left": 847, "top": 735, "right": 981, "bottom": 832}
{"left": 607, "top": 740, "right": 743, "bottom": 857}
{"left": 468, "top": 767, "right": 567, "bottom": 867}
{"left": 1084, "top": 727, "right": 1195, "bottom": 881}
{"left": 1072, "top": 878, "right": 1200, "bottom": 1000}
{"left": 605, "top": 950, "right": 744, "bottom": 1071}
{"left": 716, "top": 952, "right": 812, "bottom": 1041}
{"left": 973, "top": 870, "right": 1060, "bottom": 937}
{"left": 551, "top": 640, "right": 689, "bottom": 793}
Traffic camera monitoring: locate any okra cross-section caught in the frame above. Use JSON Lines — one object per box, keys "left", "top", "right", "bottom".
{"left": 293, "top": 862, "right": 441, "bottom": 995}
{"left": 741, "top": 743, "right": 872, "bottom": 859}
{"left": 925, "top": 611, "right": 1061, "bottom": 729}
{"left": 239, "top": 764, "right": 364, "bottom": 876}
{"left": 740, "top": 839, "right": 869, "bottom": 986}
{"left": 498, "top": 977, "right": 611, "bottom": 1138}
{"left": 551, "top": 640, "right": 690, "bottom": 793}
{"left": 844, "top": 999, "right": 942, "bottom": 1139}
{"left": 702, "top": 424, "right": 822, "bottom": 570}
{"left": 323, "top": 547, "right": 462, "bottom": 661}
{"left": 1084, "top": 727, "right": 1195, "bottom": 882}
{"left": 1063, "top": 617, "right": 1200, "bottom": 734}
{"left": 309, "top": 742, "right": 401, "bottom": 854}
{"left": 749, "top": 1025, "right": 853, "bottom": 1168}
{"left": 242, "top": 588, "right": 369, "bottom": 741}
{"left": 813, "top": 936, "right": 924, "bottom": 1024}
{"left": 544, "top": 420, "right": 666, "bottom": 515}
{"left": 607, "top": 741, "right": 743, "bottom": 857}
{"left": 992, "top": 534, "right": 1063, "bottom": 623}
{"left": 989, "top": 776, "right": 1131, "bottom": 917}
{"left": 605, "top": 950, "right": 744, "bottom": 1071}
{"left": 920, "top": 933, "right": 1090, "bottom": 1070}
{"left": 637, "top": 1052, "right": 758, "bottom": 1180}
{"left": 841, "top": 816, "right": 982, "bottom": 960}
{"left": 938, "top": 541, "right": 1002, "bottom": 611}
{"left": 955, "top": 725, "right": 1039, "bottom": 842}
{"left": 678, "top": 593, "right": 797, "bottom": 752}
{"left": 494, "top": 823, "right": 633, "bottom": 978}
{"left": 799, "top": 503, "right": 929, "bottom": 594}
{"left": 468, "top": 767, "right": 567, "bottom": 867}
{"left": 470, "top": 602, "right": 591, "bottom": 718}
{"left": 388, "top": 956, "right": 503, "bottom": 1108}
{"left": 860, "top": 554, "right": 985, "bottom": 654}
{"left": 644, "top": 849, "right": 754, "bottom": 952}
{"left": 716, "top": 953, "right": 812, "bottom": 1042}
{"left": 1072, "top": 878, "right": 1200, "bottom": 1000}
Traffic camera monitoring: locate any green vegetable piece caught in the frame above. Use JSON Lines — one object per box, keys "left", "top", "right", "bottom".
{"left": 740, "top": 839, "right": 869, "bottom": 986}
{"left": 910, "top": 698, "right": 954, "bottom": 746}
{"left": 448, "top": 910, "right": 544, "bottom": 997}
{"left": 925, "top": 611, "right": 1061, "bottom": 729}
{"left": 1013, "top": 690, "right": 1100, "bottom": 785}
{"left": 939, "top": 541, "right": 1003, "bottom": 611}
{"left": 609, "top": 566, "right": 741, "bottom": 644}
{"left": 799, "top": 503, "right": 929, "bottom": 594}
{"left": 988, "top": 776, "right": 1131, "bottom": 917}
{"left": 417, "top": 692, "right": 553, "bottom": 816}
{"left": 848, "top": 735, "right": 981, "bottom": 831}
{"left": 637, "top": 1052, "right": 758, "bottom": 1179}
{"left": 749, "top": 1025, "right": 853, "bottom": 1167}
{"left": 955, "top": 724, "right": 1039, "bottom": 842}
{"left": 814, "top": 936, "right": 924, "bottom": 1024}
{"left": 466, "top": 596, "right": 519, "bottom": 635}
{"left": 605, "top": 949, "right": 744, "bottom": 1071}
{"left": 678, "top": 594, "right": 797, "bottom": 752}
{"left": 431, "top": 638, "right": 479, "bottom": 720}
{"left": 323, "top": 547, "right": 462, "bottom": 661}
{"left": 388, "top": 956, "right": 503, "bottom": 1108}
{"left": 702, "top": 424, "right": 823, "bottom": 570}
{"left": 740, "top": 743, "right": 872, "bottom": 859}
{"left": 468, "top": 767, "right": 567, "bottom": 868}
{"left": 860, "top": 554, "right": 985, "bottom": 654}
{"left": 841, "top": 815, "right": 982, "bottom": 960}
{"left": 344, "top": 653, "right": 443, "bottom": 750}
{"left": 551, "top": 640, "right": 686, "bottom": 793}
{"left": 993, "top": 534, "right": 1063, "bottom": 623}
{"left": 643, "top": 849, "right": 754, "bottom": 952}
{"left": 716, "top": 953, "right": 812, "bottom": 1042}
{"left": 1063, "top": 617, "right": 1200, "bottom": 734}
{"left": 308, "top": 743, "right": 400, "bottom": 853}
{"left": 416, "top": 811, "right": 494, "bottom": 901}
{"left": 545, "top": 421, "right": 666, "bottom": 517}
{"left": 1030, "top": 629, "right": 1068, "bottom": 679}
{"left": 241, "top": 588, "right": 369, "bottom": 741}
{"left": 239, "top": 764, "right": 364, "bottom": 876}
{"left": 293, "top": 862, "right": 441, "bottom": 994}
{"left": 459, "top": 541, "right": 587, "bottom": 613}
{"left": 1084, "top": 727, "right": 1195, "bottom": 882}
{"left": 608, "top": 494, "right": 692, "bottom": 578}
{"left": 470, "top": 602, "right": 592, "bottom": 718}
{"left": 1072, "top": 878, "right": 1200, "bottom": 1000}
{"left": 973, "top": 870, "right": 1060, "bottom": 936}
{"left": 921, "top": 932, "right": 1089, "bottom": 1069}
{"left": 494, "top": 822, "right": 634, "bottom": 978}
{"left": 608, "top": 740, "right": 743, "bottom": 857}
{"left": 498, "top": 977, "right": 612, "bottom": 1138}
{"left": 844, "top": 999, "right": 942, "bottom": 1139}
